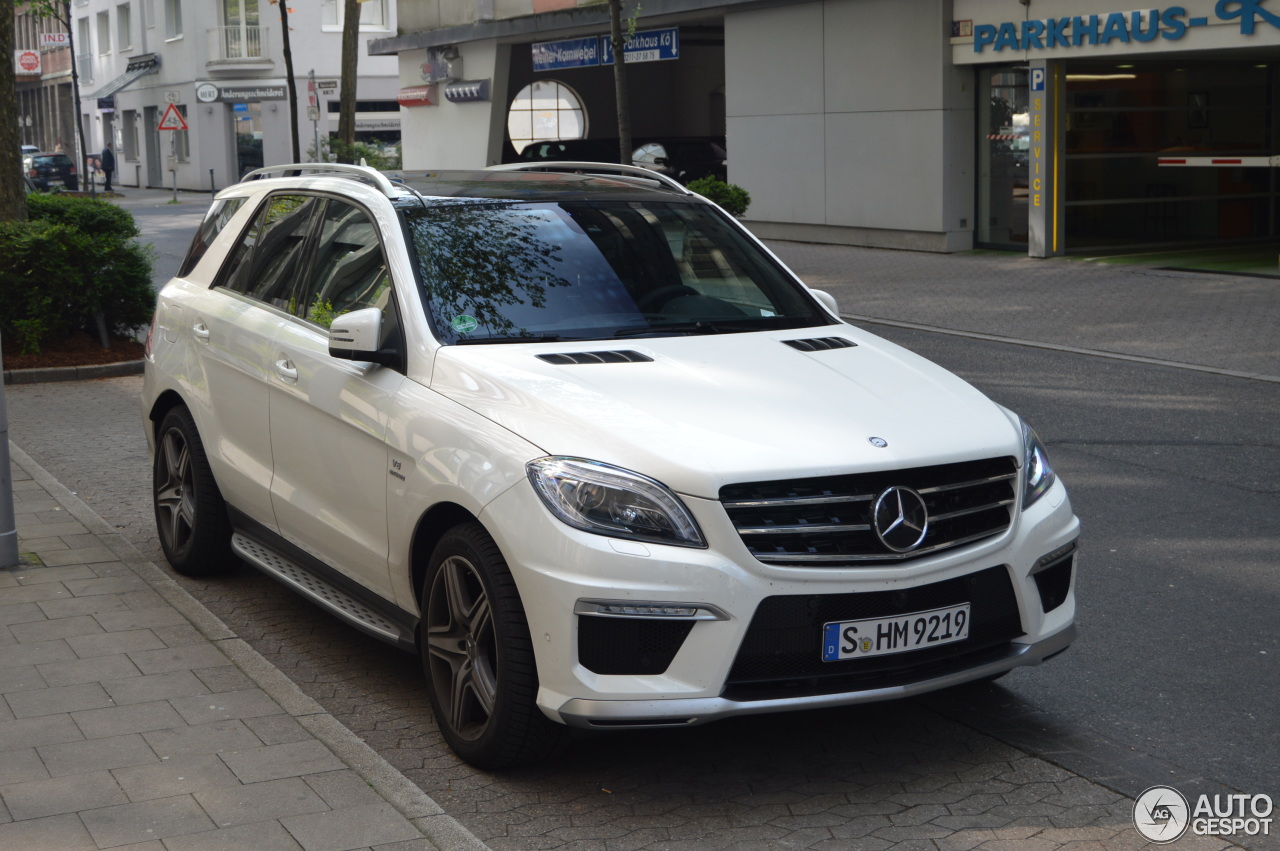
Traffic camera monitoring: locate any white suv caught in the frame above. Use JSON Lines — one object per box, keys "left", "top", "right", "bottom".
{"left": 143, "top": 162, "right": 1079, "bottom": 767}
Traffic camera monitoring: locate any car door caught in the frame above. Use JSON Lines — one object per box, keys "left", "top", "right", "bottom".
{"left": 267, "top": 196, "right": 405, "bottom": 598}
{"left": 191, "top": 192, "right": 324, "bottom": 530}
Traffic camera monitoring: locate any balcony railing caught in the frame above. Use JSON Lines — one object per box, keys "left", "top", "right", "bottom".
{"left": 208, "top": 25, "right": 270, "bottom": 63}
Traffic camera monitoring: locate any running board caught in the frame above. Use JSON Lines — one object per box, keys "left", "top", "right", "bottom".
{"left": 231, "top": 532, "right": 417, "bottom": 650}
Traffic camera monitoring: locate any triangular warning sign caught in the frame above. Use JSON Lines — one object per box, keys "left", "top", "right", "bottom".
{"left": 157, "top": 102, "right": 189, "bottom": 131}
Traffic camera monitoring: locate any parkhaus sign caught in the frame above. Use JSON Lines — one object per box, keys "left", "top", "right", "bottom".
{"left": 970, "top": 0, "right": 1280, "bottom": 53}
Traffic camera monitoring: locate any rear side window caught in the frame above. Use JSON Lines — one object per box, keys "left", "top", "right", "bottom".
{"left": 178, "top": 198, "right": 245, "bottom": 277}
{"left": 218, "top": 194, "right": 322, "bottom": 310}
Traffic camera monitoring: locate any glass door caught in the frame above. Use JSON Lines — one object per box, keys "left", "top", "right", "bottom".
{"left": 978, "top": 68, "right": 1030, "bottom": 248}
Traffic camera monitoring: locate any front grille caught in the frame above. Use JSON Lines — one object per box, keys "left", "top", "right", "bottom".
{"left": 721, "top": 456, "right": 1017, "bottom": 566}
{"left": 578, "top": 616, "right": 694, "bottom": 675}
{"left": 723, "top": 565, "right": 1024, "bottom": 700}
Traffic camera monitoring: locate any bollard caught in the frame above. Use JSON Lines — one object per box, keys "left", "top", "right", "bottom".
{"left": 209, "top": 168, "right": 216, "bottom": 195}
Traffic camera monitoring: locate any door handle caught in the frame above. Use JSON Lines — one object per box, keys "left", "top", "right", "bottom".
{"left": 274, "top": 358, "right": 298, "bottom": 382}
{"left": 192, "top": 322, "right": 210, "bottom": 343}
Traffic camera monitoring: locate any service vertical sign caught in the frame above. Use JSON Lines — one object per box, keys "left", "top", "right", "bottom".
{"left": 1027, "top": 61, "right": 1063, "bottom": 258}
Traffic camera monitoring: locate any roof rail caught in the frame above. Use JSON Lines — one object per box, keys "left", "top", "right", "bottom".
{"left": 239, "top": 162, "right": 399, "bottom": 198}
{"left": 487, "top": 161, "right": 691, "bottom": 195}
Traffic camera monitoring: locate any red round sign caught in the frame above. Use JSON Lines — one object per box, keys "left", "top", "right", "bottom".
{"left": 18, "top": 51, "right": 39, "bottom": 72}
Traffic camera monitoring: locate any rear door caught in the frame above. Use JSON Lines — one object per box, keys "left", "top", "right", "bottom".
{"left": 191, "top": 193, "right": 324, "bottom": 530}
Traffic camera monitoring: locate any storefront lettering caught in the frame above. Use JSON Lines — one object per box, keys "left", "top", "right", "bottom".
{"left": 1031, "top": 97, "right": 1043, "bottom": 208}
{"left": 971, "top": 2, "right": 1280, "bottom": 52}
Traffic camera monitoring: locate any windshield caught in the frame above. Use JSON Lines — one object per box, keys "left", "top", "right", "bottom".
{"left": 405, "top": 200, "right": 830, "bottom": 344}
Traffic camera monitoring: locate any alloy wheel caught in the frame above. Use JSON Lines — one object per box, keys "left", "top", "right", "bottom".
{"left": 425, "top": 555, "right": 499, "bottom": 741}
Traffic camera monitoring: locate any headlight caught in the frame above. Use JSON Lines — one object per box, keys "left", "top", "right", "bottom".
{"left": 527, "top": 457, "right": 706, "bottom": 548}
{"left": 1021, "top": 419, "right": 1057, "bottom": 509}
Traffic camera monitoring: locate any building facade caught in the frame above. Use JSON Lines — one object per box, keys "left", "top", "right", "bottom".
{"left": 371, "top": 0, "right": 1280, "bottom": 256}
{"left": 49, "top": 0, "right": 401, "bottom": 191}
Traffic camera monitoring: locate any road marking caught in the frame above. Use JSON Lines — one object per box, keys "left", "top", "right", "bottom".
{"left": 843, "top": 314, "right": 1280, "bottom": 385}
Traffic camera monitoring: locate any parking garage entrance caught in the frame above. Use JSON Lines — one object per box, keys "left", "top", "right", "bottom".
{"left": 978, "top": 61, "right": 1280, "bottom": 253}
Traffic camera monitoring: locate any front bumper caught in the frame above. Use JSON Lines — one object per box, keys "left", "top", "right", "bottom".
{"left": 480, "top": 473, "right": 1080, "bottom": 728}
{"left": 556, "top": 622, "right": 1075, "bottom": 728}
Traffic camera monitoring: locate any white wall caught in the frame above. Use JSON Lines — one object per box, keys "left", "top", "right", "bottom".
{"left": 727, "top": 0, "right": 974, "bottom": 250}
{"left": 399, "top": 41, "right": 506, "bottom": 169}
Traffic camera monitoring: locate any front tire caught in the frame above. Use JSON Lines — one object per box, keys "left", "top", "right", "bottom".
{"left": 153, "top": 406, "right": 234, "bottom": 576}
{"left": 421, "top": 522, "right": 565, "bottom": 768}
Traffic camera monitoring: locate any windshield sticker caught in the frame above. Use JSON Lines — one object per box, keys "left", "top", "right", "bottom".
{"left": 452, "top": 315, "right": 479, "bottom": 334}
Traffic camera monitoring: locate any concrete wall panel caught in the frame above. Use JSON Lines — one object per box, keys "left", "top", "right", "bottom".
{"left": 726, "top": 2, "right": 825, "bottom": 117}
{"left": 729, "top": 113, "right": 825, "bottom": 225}
{"left": 824, "top": 110, "right": 944, "bottom": 232}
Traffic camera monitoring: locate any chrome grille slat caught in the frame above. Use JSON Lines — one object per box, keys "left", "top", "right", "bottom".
{"left": 722, "top": 493, "right": 875, "bottom": 508}
{"left": 930, "top": 498, "right": 1015, "bottom": 523}
{"left": 751, "top": 528, "right": 1013, "bottom": 563}
{"left": 917, "top": 472, "right": 1017, "bottom": 495}
{"left": 737, "top": 523, "right": 871, "bottom": 535}
{"left": 720, "top": 457, "right": 1017, "bottom": 567}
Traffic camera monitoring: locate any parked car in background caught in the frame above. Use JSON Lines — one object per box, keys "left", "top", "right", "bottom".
{"left": 26, "top": 151, "right": 78, "bottom": 191}
{"left": 632, "top": 138, "right": 727, "bottom": 184}
{"left": 514, "top": 137, "right": 728, "bottom": 184}
{"left": 21, "top": 144, "right": 40, "bottom": 158}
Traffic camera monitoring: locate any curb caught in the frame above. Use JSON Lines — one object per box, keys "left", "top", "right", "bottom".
{"left": 7, "top": 441, "right": 491, "bottom": 851}
{"left": 3, "top": 359, "right": 145, "bottom": 385}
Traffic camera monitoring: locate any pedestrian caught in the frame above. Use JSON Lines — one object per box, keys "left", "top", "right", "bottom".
{"left": 100, "top": 142, "right": 116, "bottom": 192}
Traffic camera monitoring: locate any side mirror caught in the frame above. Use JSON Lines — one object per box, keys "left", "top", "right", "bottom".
{"left": 810, "top": 289, "right": 840, "bottom": 318}
{"left": 328, "top": 307, "right": 396, "bottom": 366}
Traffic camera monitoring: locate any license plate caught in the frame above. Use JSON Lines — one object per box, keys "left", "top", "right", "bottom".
{"left": 822, "top": 603, "right": 971, "bottom": 661}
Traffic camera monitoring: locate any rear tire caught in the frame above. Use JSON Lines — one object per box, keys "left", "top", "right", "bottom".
{"left": 152, "top": 406, "right": 234, "bottom": 576}
{"left": 420, "top": 522, "right": 566, "bottom": 768}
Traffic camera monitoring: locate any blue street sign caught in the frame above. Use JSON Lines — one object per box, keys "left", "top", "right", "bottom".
{"left": 532, "top": 37, "right": 602, "bottom": 72}
{"left": 601, "top": 27, "right": 679, "bottom": 65}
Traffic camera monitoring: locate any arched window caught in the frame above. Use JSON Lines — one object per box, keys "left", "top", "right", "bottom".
{"left": 506, "top": 80, "right": 586, "bottom": 155}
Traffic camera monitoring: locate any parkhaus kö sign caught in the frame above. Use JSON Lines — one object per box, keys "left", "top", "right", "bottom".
{"left": 970, "top": 0, "right": 1280, "bottom": 52}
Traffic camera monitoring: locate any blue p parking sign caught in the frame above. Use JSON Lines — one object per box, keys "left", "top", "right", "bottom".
{"left": 1030, "top": 68, "right": 1046, "bottom": 91}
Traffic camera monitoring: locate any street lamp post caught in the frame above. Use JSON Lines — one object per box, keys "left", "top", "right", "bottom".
{"left": 0, "top": 334, "right": 20, "bottom": 568}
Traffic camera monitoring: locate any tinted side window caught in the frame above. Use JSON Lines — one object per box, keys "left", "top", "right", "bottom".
{"left": 178, "top": 198, "right": 246, "bottom": 277}
{"left": 219, "top": 194, "right": 321, "bottom": 310}
{"left": 296, "top": 199, "right": 391, "bottom": 327}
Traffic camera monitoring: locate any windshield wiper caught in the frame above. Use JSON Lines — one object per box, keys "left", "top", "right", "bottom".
{"left": 614, "top": 321, "right": 758, "bottom": 338}
{"left": 454, "top": 334, "right": 565, "bottom": 345}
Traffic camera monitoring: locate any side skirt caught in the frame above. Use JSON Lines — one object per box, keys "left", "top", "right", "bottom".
{"left": 227, "top": 508, "right": 419, "bottom": 652}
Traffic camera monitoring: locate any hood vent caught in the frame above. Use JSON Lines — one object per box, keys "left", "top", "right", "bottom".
{"left": 537, "top": 350, "right": 654, "bottom": 365}
{"left": 783, "top": 336, "right": 857, "bottom": 352}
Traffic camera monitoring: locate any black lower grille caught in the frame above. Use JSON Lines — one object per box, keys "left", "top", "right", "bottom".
{"left": 724, "top": 566, "right": 1023, "bottom": 700}
{"left": 578, "top": 617, "right": 694, "bottom": 675}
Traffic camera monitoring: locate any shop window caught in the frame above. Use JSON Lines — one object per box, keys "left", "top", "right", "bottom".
{"left": 506, "top": 80, "right": 586, "bottom": 155}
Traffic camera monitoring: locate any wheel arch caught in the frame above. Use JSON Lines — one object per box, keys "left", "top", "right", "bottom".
{"left": 410, "top": 501, "right": 482, "bottom": 608}
{"left": 147, "top": 389, "right": 188, "bottom": 440}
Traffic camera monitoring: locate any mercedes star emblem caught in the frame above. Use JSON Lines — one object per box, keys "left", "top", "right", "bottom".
{"left": 872, "top": 486, "right": 929, "bottom": 552}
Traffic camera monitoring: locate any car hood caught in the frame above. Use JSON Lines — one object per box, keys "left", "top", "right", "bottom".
{"left": 429, "top": 327, "right": 1021, "bottom": 499}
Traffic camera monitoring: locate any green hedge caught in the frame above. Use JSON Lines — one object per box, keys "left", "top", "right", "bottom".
{"left": 686, "top": 176, "right": 752, "bottom": 217}
{"left": 1, "top": 195, "right": 155, "bottom": 354}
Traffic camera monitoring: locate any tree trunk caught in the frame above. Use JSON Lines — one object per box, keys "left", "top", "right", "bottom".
{"left": 1, "top": 8, "right": 28, "bottom": 221}
{"left": 62, "top": 1, "right": 90, "bottom": 195}
{"left": 278, "top": 0, "right": 300, "bottom": 162}
{"left": 337, "top": 0, "right": 359, "bottom": 164}
{"left": 608, "top": 0, "right": 632, "bottom": 166}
